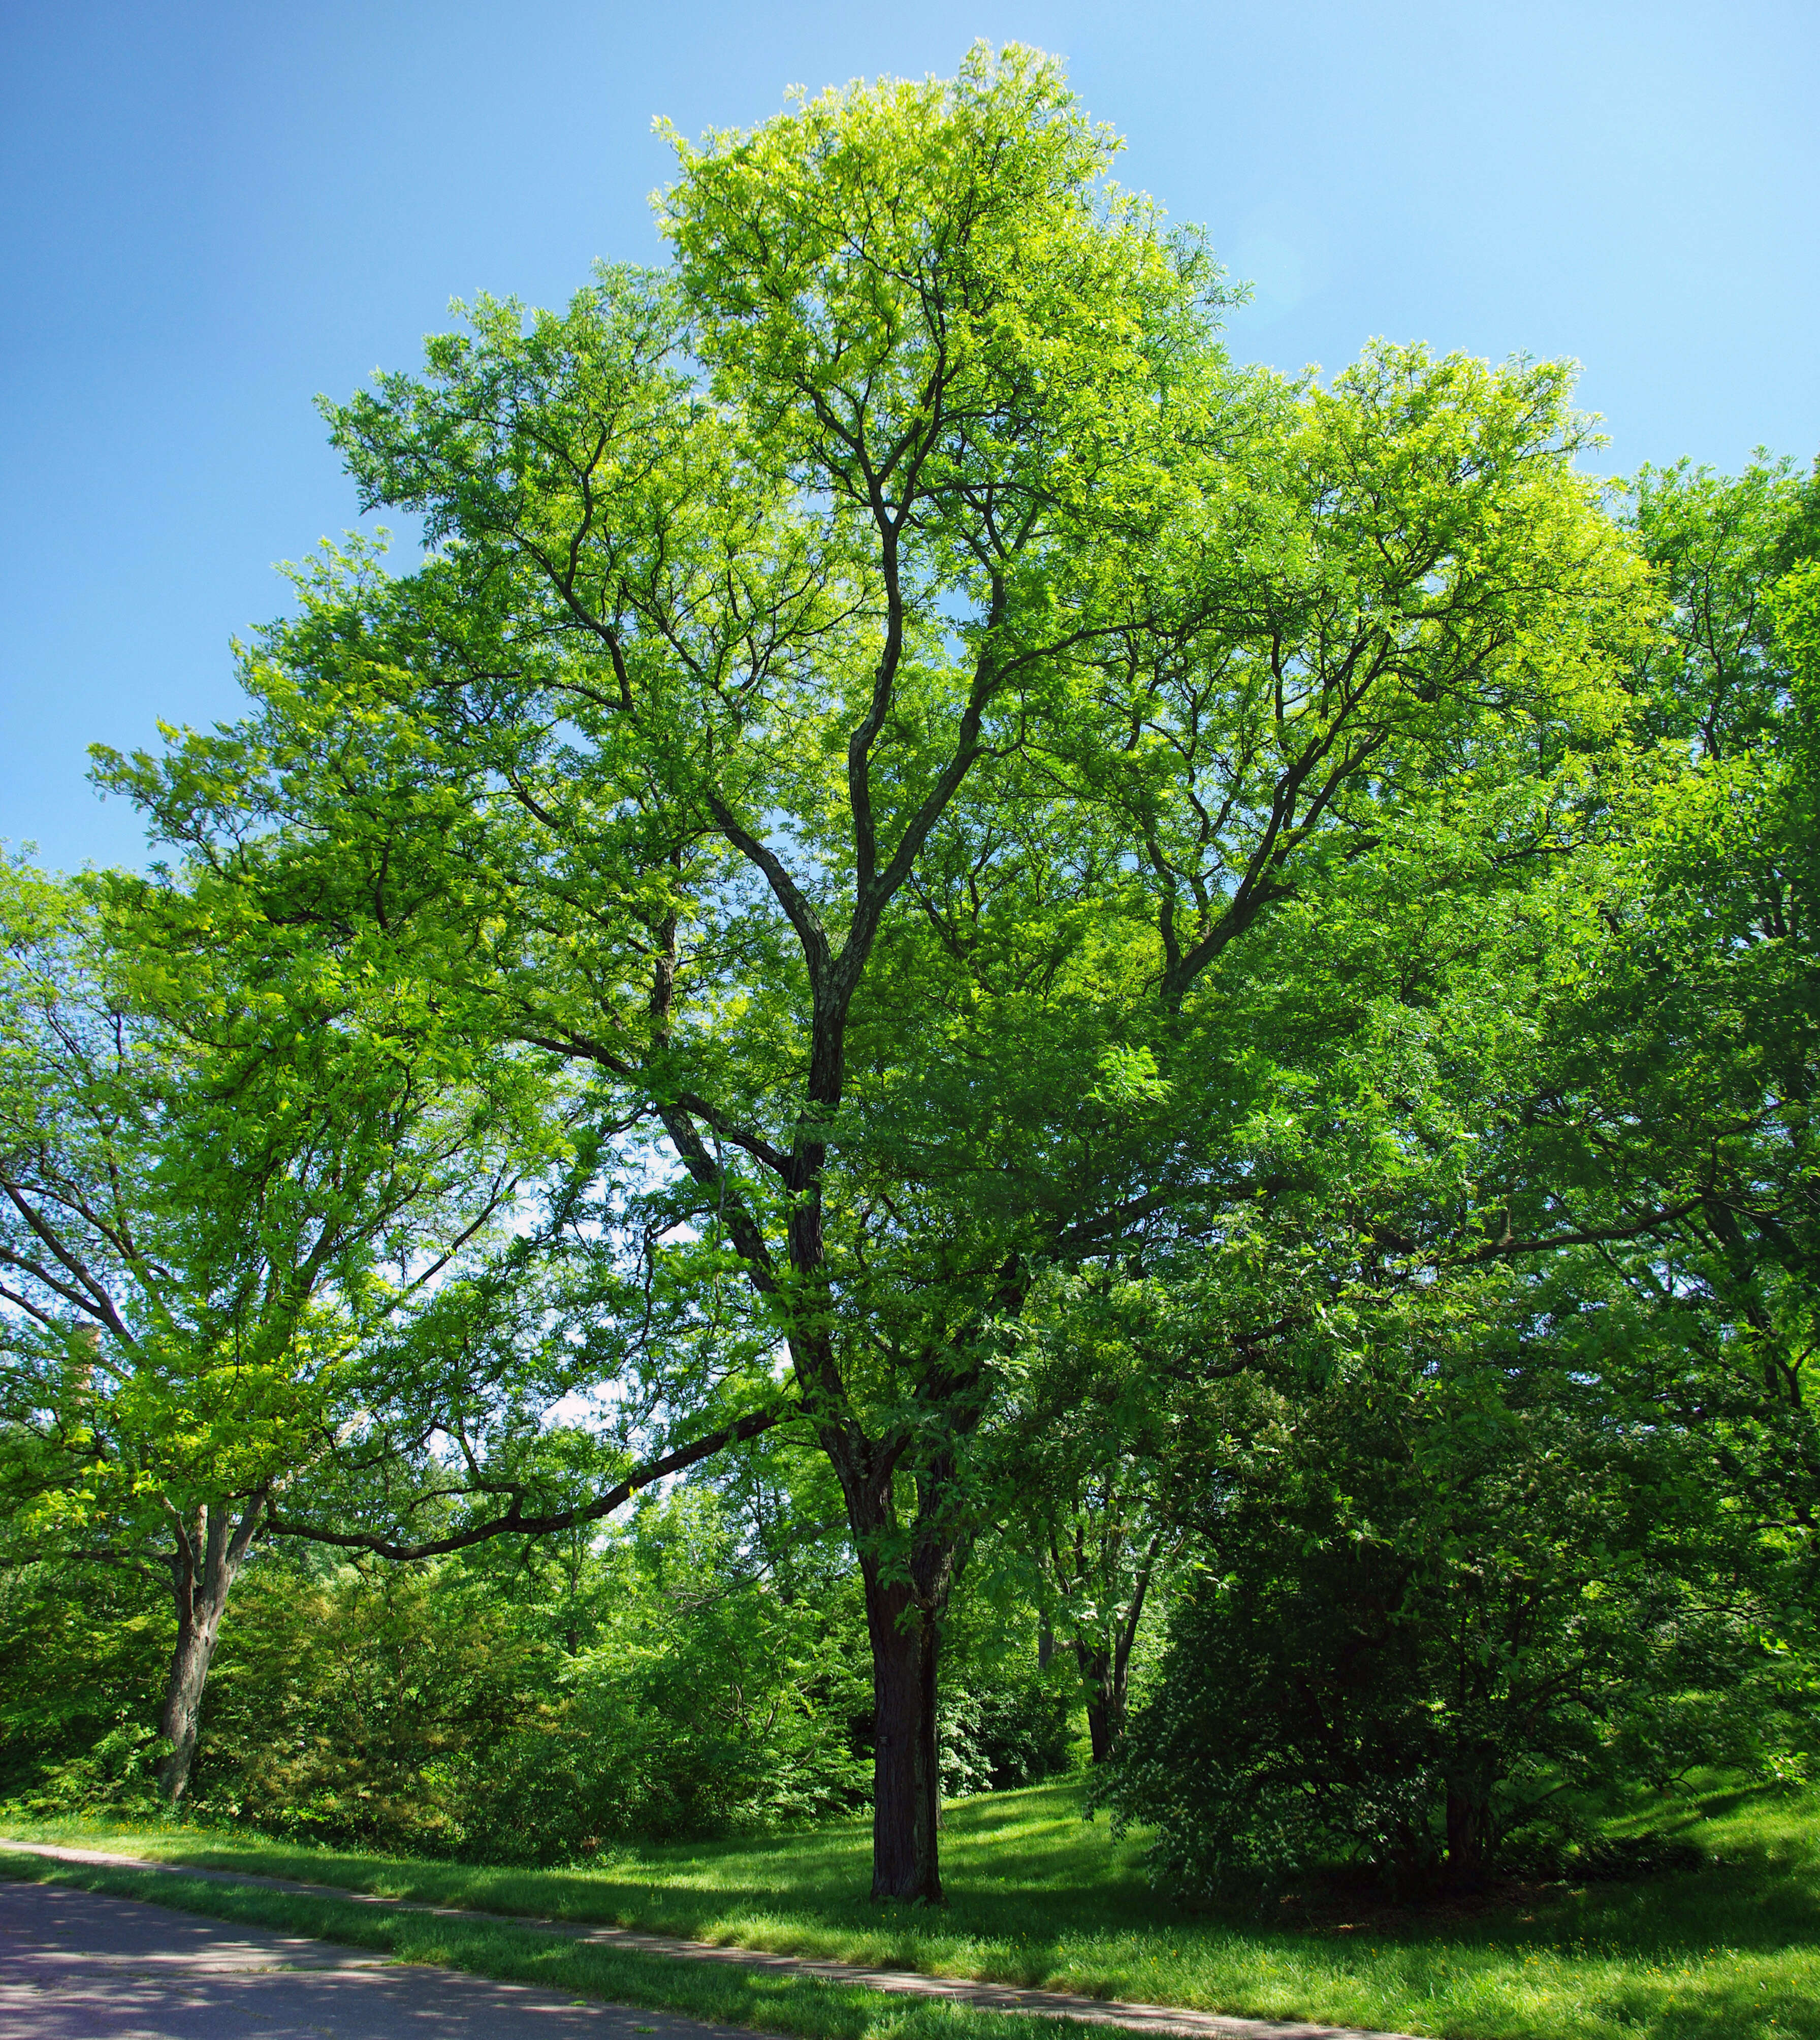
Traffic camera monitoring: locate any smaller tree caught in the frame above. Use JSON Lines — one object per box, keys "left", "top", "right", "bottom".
{"left": 0, "top": 862, "right": 533, "bottom": 1798}
{"left": 994, "top": 1273, "right": 1181, "bottom": 1764}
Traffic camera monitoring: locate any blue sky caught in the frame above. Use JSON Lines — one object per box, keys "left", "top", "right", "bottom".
{"left": 4, "top": 0, "right": 1816, "bottom": 872}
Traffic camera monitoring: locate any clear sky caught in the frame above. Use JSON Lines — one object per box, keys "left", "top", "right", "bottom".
{"left": 4, "top": 0, "right": 1815, "bottom": 872}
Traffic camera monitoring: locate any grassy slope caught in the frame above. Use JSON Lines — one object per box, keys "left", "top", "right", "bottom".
{"left": 3, "top": 1778, "right": 1817, "bottom": 2040}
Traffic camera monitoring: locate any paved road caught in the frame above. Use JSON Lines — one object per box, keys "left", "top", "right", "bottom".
{"left": 0, "top": 1877, "right": 746, "bottom": 2040}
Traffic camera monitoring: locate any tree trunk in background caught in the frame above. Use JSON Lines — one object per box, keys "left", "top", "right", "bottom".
{"left": 865, "top": 1574, "right": 943, "bottom": 1901}
{"left": 1444, "top": 1774, "right": 1494, "bottom": 1893}
{"left": 156, "top": 1493, "right": 267, "bottom": 1801}
{"left": 1075, "top": 1530, "right": 1164, "bottom": 1764}
{"left": 1077, "top": 1642, "right": 1116, "bottom": 1765}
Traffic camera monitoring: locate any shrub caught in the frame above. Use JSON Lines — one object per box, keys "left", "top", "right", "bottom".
{"left": 1098, "top": 1360, "right": 1775, "bottom": 1897}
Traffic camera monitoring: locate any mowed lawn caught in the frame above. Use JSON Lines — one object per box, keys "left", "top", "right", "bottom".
{"left": 4, "top": 1778, "right": 1818, "bottom": 2039}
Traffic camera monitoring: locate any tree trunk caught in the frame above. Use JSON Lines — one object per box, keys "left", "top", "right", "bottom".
{"left": 158, "top": 1613, "right": 218, "bottom": 1801}
{"left": 1444, "top": 1773, "right": 1494, "bottom": 1893}
{"left": 1076, "top": 1642, "right": 1116, "bottom": 1764}
{"left": 156, "top": 1492, "right": 266, "bottom": 1801}
{"left": 809, "top": 1309, "right": 987, "bottom": 1902}
{"left": 1077, "top": 1540, "right": 1160, "bottom": 1765}
{"left": 864, "top": 1573, "right": 943, "bottom": 1901}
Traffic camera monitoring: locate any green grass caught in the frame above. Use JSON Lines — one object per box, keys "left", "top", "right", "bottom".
{"left": 4, "top": 1778, "right": 1818, "bottom": 2040}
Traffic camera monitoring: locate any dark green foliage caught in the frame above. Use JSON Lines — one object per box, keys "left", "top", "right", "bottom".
{"left": 938, "top": 1663, "right": 1072, "bottom": 1797}
{"left": 1099, "top": 1345, "right": 1778, "bottom": 1897}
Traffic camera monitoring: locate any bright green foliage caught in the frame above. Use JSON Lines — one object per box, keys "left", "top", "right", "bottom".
{"left": 0, "top": 856, "right": 542, "bottom": 1795}
{"left": 0, "top": 1429, "right": 1066, "bottom": 1852}
{"left": 0, "top": 1548, "right": 172, "bottom": 1810}
{"left": 89, "top": 43, "right": 1654, "bottom": 1894}
{"left": 1485, "top": 456, "right": 1820, "bottom": 1557}
{"left": 934, "top": 1573, "right": 1074, "bottom": 1799}
{"left": 183, "top": 1484, "right": 873, "bottom": 1858}
{"left": 982, "top": 1271, "right": 1179, "bottom": 1765}
{"left": 9, "top": 37, "right": 1820, "bottom": 1946}
{"left": 0, "top": 861, "right": 531, "bottom": 1549}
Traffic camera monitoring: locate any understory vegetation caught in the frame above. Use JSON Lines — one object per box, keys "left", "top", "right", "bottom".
{"left": 0, "top": 1462, "right": 1074, "bottom": 1858}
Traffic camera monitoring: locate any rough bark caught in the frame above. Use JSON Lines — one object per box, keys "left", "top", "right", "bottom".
{"left": 156, "top": 1492, "right": 267, "bottom": 1801}
{"left": 816, "top": 1380, "right": 977, "bottom": 1904}
{"left": 1078, "top": 1646, "right": 1116, "bottom": 1766}
{"left": 864, "top": 1575, "right": 943, "bottom": 1901}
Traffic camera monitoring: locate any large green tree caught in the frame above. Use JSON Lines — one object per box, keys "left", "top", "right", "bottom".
{"left": 107, "top": 47, "right": 1647, "bottom": 1895}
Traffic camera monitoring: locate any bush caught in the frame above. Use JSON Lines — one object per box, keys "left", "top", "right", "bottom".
{"left": 187, "top": 1487, "right": 872, "bottom": 1860}
{"left": 0, "top": 1556, "right": 174, "bottom": 1811}
{"left": 1098, "top": 1360, "right": 1776, "bottom": 1897}
{"left": 939, "top": 1665, "right": 1071, "bottom": 1797}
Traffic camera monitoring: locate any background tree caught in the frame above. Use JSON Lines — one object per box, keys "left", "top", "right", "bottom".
{"left": 991, "top": 1272, "right": 1180, "bottom": 1764}
{"left": 1097, "top": 447, "right": 1820, "bottom": 1897}
{"left": 1446, "top": 452, "right": 1820, "bottom": 1627}
{"left": 0, "top": 860, "right": 533, "bottom": 1798}
{"left": 1591, "top": 458, "right": 1818, "bottom": 1540}
{"left": 1100, "top": 1276, "right": 1770, "bottom": 1898}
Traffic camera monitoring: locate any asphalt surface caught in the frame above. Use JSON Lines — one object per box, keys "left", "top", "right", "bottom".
{"left": 0, "top": 1877, "right": 746, "bottom": 2040}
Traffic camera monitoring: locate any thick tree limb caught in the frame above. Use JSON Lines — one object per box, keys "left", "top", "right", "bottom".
{"left": 264, "top": 1401, "right": 797, "bottom": 1560}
